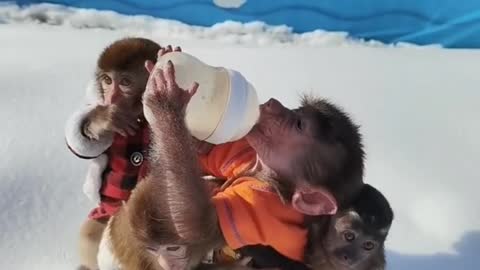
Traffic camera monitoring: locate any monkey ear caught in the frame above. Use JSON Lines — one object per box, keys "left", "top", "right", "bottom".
{"left": 292, "top": 187, "right": 338, "bottom": 216}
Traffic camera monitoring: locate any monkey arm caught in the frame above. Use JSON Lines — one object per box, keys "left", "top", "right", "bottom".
{"left": 122, "top": 63, "right": 224, "bottom": 270}
{"left": 65, "top": 104, "right": 113, "bottom": 159}
{"left": 65, "top": 80, "right": 113, "bottom": 159}
{"left": 146, "top": 107, "right": 219, "bottom": 243}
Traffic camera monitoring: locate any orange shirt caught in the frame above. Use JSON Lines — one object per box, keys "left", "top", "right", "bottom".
{"left": 199, "top": 139, "right": 307, "bottom": 262}
{"left": 199, "top": 139, "right": 256, "bottom": 180}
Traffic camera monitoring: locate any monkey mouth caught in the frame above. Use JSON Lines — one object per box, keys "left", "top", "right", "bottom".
{"left": 333, "top": 261, "right": 355, "bottom": 269}
{"left": 331, "top": 257, "right": 358, "bottom": 269}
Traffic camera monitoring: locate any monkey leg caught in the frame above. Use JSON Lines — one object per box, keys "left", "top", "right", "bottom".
{"left": 78, "top": 217, "right": 108, "bottom": 270}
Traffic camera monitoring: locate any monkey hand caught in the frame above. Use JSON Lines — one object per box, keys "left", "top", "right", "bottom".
{"left": 144, "top": 45, "right": 181, "bottom": 79}
{"left": 143, "top": 60, "right": 198, "bottom": 124}
{"left": 84, "top": 104, "right": 140, "bottom": 139}
{"left": 159, "top": 45, "right": 182, "bottom": 57}
{"left": 106, "top": 104, "right": 141, "bottom": 137}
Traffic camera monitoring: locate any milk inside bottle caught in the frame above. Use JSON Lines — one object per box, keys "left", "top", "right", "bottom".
{"left": 156, "top": 52, "right": 260, "bottom": 144}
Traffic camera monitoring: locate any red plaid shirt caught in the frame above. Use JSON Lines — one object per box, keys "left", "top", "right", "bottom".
{"left": 89, "top": 123, "right": 150, "bottom": 220}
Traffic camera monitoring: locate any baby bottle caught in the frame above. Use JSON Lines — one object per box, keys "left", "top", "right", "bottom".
{"left": 156, "top": 52, "right": 260, "bottom": 144}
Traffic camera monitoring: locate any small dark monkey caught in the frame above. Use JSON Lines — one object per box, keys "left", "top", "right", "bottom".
{"left": 240, "top": 184, "right": 393, "bottom": 270}
{"left": 307, "top": 184, "right": 394, "bottom": 270}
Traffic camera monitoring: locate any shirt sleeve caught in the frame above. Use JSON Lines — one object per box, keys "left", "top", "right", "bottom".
{"left": 199, "top": 139, "right": 256, "bottom": 179}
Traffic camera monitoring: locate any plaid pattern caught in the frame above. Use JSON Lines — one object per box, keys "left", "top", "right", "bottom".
{"left": 89, "top": 122, "right": 150, "bottom": 220}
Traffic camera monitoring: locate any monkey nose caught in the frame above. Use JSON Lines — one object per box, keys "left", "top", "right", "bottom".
{"left": 263, "top": 98, "right": 284, "bottom": 113}
{"left": 341, "top": 254, "right": 354, "bottom": 266}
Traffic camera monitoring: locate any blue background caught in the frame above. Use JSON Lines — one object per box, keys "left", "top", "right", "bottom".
{"left": 4, "top": 0, "right": 480, "bottom": 48}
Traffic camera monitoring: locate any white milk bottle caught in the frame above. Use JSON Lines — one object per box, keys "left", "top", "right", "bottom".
{"left": 156, "top": 52, "right": 260, "bottom": 144}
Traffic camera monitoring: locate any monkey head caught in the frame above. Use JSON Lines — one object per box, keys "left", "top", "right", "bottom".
{"left": 95, "top": 37, "right": 161, "bottom": 111}
{"left": 308, "top": 184, "right": 394, "bottom": 270}
{"left": 245, "top": 96, "right": 364, "bottom": 216}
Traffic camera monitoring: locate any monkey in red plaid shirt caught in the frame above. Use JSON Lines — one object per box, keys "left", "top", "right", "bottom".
{"left": 65, "top": 38, "right": 186, "bottom": 270}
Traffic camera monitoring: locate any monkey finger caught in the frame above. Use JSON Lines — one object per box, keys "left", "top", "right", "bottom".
{"left": 112, "top": 127, "right": 127, "bottom": 137}
{"left": 145, "top": 60, "right": 155, "bottom": 73}
{"left": 146, "top": 69, "right": 159, "bottom": 95}
{"left": 154, "top": 67, "right": 167, "bottom": 93}
{"left": 166, "top": 45, "right": 172, "bottom": 52}
{"left": 164, "top": 61, "right": 178, "bottom": 90}
{"left": 124, "top": 126, "right": 137, "bottom": 136}
{"left": 189, "top": 82, "right": 199, "bottom": 96}
{"left": 85, "top": 129, "right": 99, "bottom": 141}
{"left": 158, "top": 48, "right": 166, "bottom": 58}
{"left": 129, "top": 121, "right": 140, "bottom": 130}
{"left": 126, "top": 122, "right": 140, "bottom": 133}
{"left": 174, "top": 46, "right": 181, "bottom": 52}
{"left": 91, "top": 131, "right": 100, "bottom": 141}
{"left": 144, "top": 84, "right": 155, "bottom": 102}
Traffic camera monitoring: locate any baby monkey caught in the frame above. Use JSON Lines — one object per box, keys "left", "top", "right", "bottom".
{"left": 240, "top": 184, "right": 393, "bottom": 270}
{"left": 85, "top": 37, "right": 169, "bottom": 139}
{"left": 65, "top": 37, "right": 181, "bottom": 270}
{"left": 306, "top": 184, "right": 394, "bottom": 270}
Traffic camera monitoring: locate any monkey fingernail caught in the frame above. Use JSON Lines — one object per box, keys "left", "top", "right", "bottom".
{"left": 145, "top": 60, "right": 154, "bottom": 73}
{"left": 159, "top": 48, "right": 166, "bottom": 57}
{"left": 190, "top": 82, "right": 199, "bottom": 94}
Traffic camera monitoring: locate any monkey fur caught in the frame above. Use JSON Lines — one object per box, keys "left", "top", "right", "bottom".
{"left": 98, "top": 59, "right": 367, "bottom": 270}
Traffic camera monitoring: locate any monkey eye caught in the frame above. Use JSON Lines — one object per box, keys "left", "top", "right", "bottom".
{"left": 363, "top": 241, "right": 376, "bottom": 251}
{"left": 102, "top": 75, "right": 112, "bottom": 85}
{"left": 343, "top": 231, "right": 356, "bottom": 242}
{"left": 120, "top": 78, "right": 132, "bottom": 86}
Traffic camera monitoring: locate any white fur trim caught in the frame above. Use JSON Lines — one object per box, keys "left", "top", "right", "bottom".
{"left": 98, "top": 221, "right": 121, "bottom": 270}
{"left": 65, "top": 104, "right": 113, "bottom": 158}
{"left": 83, "top": 154, "right": 108, "bottom": 204}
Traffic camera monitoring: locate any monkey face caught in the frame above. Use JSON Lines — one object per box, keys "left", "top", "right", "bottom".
{"left": 322, "top": 211, "right": 384, "bottom": 269}
{"left": 96, "top": 37, "right": 160, "bottom": 107}
{"left": 246, "top": 96, "right": 364, "bottom": 216}
{"left": 246, "top": 98, "right": 313, "bottom": 177}
{"left": 98, "top": 70, "right": 149, "bottom": 106}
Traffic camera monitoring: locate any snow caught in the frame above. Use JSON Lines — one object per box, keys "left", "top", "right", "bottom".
{"left": 0, "top": 3, "right": 479, "bottom": 270}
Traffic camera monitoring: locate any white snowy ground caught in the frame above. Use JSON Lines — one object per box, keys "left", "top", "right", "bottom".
{"left": 0, "top": 4, "right": 479, "bottom": 270}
